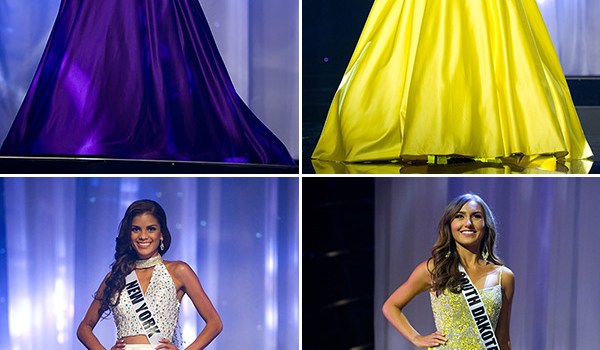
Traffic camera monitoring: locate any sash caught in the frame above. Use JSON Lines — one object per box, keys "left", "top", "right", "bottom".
{"left": 124, "top": 270, "right": 165, "bottom": 347}
{"left": 457, "top": 264, "right": 500, "bottom": 350}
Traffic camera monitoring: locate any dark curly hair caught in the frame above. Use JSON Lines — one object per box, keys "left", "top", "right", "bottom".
{"left": 96, "top": 199, "right": 172, "bottom": 318}
{"left": 429, "top": 193, "right": 503, "bottom": 296}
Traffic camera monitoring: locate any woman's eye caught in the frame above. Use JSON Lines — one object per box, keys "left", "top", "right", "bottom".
{"left": 148, "top": 227, "right": 156, "bottom": 232}
{"left": 132, "top": 227, "right": 140, "bottom": 232}
{"left": 454, "top": 214, "right": 464, "bottom": 219}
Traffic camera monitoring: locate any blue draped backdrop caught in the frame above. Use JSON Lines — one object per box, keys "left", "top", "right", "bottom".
{"left": 0, "top": 177, "right": 298, "bottom": 350}
{"left": 0, "top": 0, "right": 299, "bottom": 158}
{"left": 537, "top": 0, "right": 600, "bottom": 76}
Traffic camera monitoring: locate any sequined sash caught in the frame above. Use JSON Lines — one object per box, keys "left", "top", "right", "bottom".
{"left": 124, "top": 270, "right": 165, "bottom": 347}
{"left": 458, "top": 264, "right": 500, "bottom": 350}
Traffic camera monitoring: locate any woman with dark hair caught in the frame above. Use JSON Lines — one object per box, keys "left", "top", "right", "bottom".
{"left": 77, "top": 200, "right": 222, "bottom": 349}
{"left": 382, "top": 193, "right": 514, "bottom": 349}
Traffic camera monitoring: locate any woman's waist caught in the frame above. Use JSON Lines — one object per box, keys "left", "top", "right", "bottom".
{"left": 122, "top": 335, "right": 151, "bottom": 344}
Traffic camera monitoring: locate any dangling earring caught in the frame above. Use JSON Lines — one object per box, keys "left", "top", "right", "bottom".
{"left": 482, "top": 246, "right": 489, "bottom": 260}
{"left": 160, "top": 239, "right": 165, "bottom": 251}
{"left": 445, "top": 250, "right": 451, "bottom": 258}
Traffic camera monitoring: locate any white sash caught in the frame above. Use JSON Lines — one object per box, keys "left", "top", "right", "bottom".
{"left": 124, "top": 269, "right": 165, "bottom": 347}
{"left": 458, "top": 264, "right": 500, "bottom": 350}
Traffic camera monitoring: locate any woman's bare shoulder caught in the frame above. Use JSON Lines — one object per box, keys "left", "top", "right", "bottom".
{"left": 415, "top": 258, "right": 434, "bottom": 275}
{"left": 412, "top": 259, "right": 434, "bottom": 279}
{"left": 163, "top": 260, "right": 195, "bottom": 277}
{"left": 492, "top": 264, "right": 514, "bottom": 292}
{"left": 100, "top": 271, "right": 112, "bottom": 284}
{"left": 498, "top": 265, "right": 514, "bottom": 281}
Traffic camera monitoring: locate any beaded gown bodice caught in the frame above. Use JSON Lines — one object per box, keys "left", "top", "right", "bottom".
{"left": 111, "top": 262, "right": 181, "bottom": 346}
{"left": 429, "top": 285, "right": 502, "bottom": 350}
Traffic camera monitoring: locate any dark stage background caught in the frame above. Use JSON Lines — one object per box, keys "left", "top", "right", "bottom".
{"left": 303, "top": 178, "right": 375, "bottom": 350}
{"left": 303, "top": 0, "right": 371, "bottom": 127}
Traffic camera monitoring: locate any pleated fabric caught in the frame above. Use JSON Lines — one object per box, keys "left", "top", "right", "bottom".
{"left": 0, "top": 0, "right": 294, "bottom": 165}
{"left": 312, "top": 0, "right": 593, "bottom": 162}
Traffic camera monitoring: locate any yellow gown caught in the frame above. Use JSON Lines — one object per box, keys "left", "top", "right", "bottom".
{"left": 312, "top": 0, "right": 593, "bottom": 163}
{"left": 428, "top": 286, "right": 502, "bottom": 350}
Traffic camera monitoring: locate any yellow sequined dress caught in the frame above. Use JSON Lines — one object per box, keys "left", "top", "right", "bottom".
{"left": 312, "top": 0, "right": 593, "bottom": 163}
{"left": 429, "top": 285, "right": 502, "bottom": 350}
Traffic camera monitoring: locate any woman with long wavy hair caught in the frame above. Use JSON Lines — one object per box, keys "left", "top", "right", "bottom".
{"left": 77, "top": 199, "right": 222, "bottom": 350}
{"left": 382, "top": 193, "right": 514, "bottom": 349}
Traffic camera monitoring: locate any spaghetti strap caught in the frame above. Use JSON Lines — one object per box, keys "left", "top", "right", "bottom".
{"left": 498, "top": 268, "right": 503, "bottom": 286}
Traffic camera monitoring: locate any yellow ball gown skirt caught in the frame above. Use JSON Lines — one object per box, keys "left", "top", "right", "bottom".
{"left": 311, "top": 0, "right": 593, "bottom": 164}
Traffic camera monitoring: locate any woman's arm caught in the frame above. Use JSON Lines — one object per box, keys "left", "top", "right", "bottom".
{"left": 77, "top": 273, "right": 111, "bottom": 350}
{"left": 382, "top": 260, "right": 447, "bottom": 348}
{"left": 495, "top": 267, "right": 515, "bottom": 350}
{"left": 174, "top": 262, "right": 223, "bottom": 350}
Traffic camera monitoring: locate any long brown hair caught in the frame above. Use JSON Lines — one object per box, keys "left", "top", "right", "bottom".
{"left": 96, "top": 199, "right": 172, "bottom": 318}
{"left": 429, "top": 193, "right": 502, "bottom": 295}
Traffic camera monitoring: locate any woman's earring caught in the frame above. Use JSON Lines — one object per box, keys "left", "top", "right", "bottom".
{"left": 482, "top": 247, "right": 489, "bottom": 260}
{"left": 445, "top": 250, "right": 451, "bottom": 258}
{"left": 160, "top": 239, "right": 165, "bottom": 251}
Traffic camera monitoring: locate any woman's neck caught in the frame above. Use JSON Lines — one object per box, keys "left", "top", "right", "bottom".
{"left": 456, "top": 244, "right": 482, "bottom": 269}
{"left": 135, "top": 253, "right": 162, "bottom": 269}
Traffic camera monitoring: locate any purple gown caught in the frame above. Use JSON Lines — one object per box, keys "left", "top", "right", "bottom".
{"left": 0, "top": 0, "right": 294, "bottom": 165}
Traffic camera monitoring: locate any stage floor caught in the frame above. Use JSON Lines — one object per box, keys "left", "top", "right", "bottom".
{"left": 303, "top": 106, "right": 600, "bottom": 174}
{"left": 0, "top": 156, "right": 298, "bottom": 174}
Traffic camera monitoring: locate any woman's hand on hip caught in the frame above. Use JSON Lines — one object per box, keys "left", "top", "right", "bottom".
{"left": 412, "top": 331, "right": 447, "bottom": 348}
{"left": 155, "top": 338, "right": 178, "bottom": 349}
{"left": 111, "top": 339, "right": 126, "bottom": 350}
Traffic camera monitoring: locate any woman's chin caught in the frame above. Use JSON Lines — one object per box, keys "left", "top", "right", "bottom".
{"left": 134, "top": 249, "right": 158, "bottom": 259}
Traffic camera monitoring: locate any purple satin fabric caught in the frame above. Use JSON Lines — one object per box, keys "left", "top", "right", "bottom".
{"left": 0, "top": 0, "right": 294, "bottom": 165}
